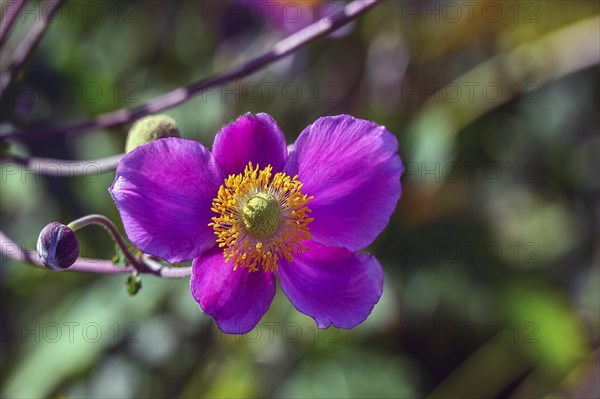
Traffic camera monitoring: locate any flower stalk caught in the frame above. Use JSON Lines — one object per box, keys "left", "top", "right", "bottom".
{"left": 1, "top": 228, "right": 192, "bottom": 278}
{"left": 66, "top": 214, "right": 147, "bottom": 273}
{"left": 63, "top": 215, "right": 192, "bottom": 278}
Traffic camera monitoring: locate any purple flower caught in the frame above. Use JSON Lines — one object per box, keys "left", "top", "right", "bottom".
{"left": 110, "top": 113, "right": 403, "bottom": 333}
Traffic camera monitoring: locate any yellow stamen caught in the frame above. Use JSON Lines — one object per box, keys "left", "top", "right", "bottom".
{"left": 210, "top": 162, "right": 313, "bottom": 272}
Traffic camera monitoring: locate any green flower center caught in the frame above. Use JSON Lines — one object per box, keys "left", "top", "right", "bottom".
{"left": 242, "top": 192, "right": 281, "bottom": 238}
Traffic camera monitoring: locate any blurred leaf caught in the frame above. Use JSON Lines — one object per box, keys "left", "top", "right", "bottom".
{"left": 275, "top": 349, "right": 420, "bottom": 398}
{"left": 501, "top": 281, "right": 588, "bottom": 379}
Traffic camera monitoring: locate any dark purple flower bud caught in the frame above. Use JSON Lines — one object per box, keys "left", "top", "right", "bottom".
{"left": 36, "top": 222, "right": 79, "bottom": 270}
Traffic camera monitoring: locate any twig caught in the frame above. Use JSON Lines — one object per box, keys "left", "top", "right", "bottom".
{"left": 0, "top": 0, "right": 27, "bottom": 48}
{"left": 0, "top": 229, "right": 192, "bottom": 278}
{"left": 67, "top": 214, "right": 148, "bottom": 273}
{"left": 0, "top": 153, "right": 122, "bottom": 175}
{"left": 0, "top": 0, "right": 64, "bottom": 98}
{"left": 2, "top": 0, "right": 381, "bottom": 143}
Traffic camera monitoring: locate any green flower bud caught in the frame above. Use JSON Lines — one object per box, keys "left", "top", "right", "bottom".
{"left": 126, "top": 274, "right": 142, "bottom": 296}
{"left": 36, "top": 222, "right": 79, "bottom": 270}
{"left": 125, "top": 115, "right": 180, "bottom": 153}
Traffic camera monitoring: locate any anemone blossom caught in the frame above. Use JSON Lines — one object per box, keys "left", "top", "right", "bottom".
{"left": 110, "top": 113, "right": 403, "bottom": 333}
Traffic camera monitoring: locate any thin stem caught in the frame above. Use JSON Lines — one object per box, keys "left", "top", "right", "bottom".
{"left": 67, "top": 214, "right": 146, "bottom": 273}
{"left": 2, "top": 0, "right": 381, "bottom": 143}
{"left": 0, "top": 0, "right": 64, "bottom": 98}
{"left": 0, "top": 153, "right": 122, "bottom": 175}
{"left": 0, "top": 0, "right": 27, "bottom": 49}
{"left": 142, "top": 255, "right": 195, "bottom": 279}
{"left": 0, "top": 229, "right": 192, "bottom": 278}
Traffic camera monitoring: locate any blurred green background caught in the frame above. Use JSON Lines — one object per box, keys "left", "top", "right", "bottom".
{"left": 1, "top": 0, "right": 599, "bottom": 398}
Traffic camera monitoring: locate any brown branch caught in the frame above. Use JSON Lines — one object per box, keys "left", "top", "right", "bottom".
{"left": 0, "top": 0, "right": 64, "bottom": 97}
{"left": 2, "top": 0, "right": 381, "bottom": 143}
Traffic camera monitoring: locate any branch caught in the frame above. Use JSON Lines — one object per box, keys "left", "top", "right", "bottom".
{"left": 0, "top": 230, "right": 192, "bottom": 279}
{"left": 0, "top": 0, "right": 27, "bottom": 49}
{"left": 0, "top": 0, "right": 64, "bottom": 98}
{"left": 2, "top": 0, "right": 381, "bottom": 143}
{"left": 67, "top": 214, "right": 148, "bottom": 273}
{"left": 0, "top": 153, "right": 122, "bottom": 176}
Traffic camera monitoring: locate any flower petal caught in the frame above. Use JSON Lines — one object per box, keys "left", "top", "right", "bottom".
{"left": 278, "top": 241, "right": 384, "bottom": 329}
{"left": 285, "top": 115, "right": 403, "bottom": 251}
{"left": 191, "top": 248, "right": 276, "bottom": 334}
{"left": 212, "top": 113, "right": 288, "bottom": 175}
{"left": 110, "top": 137, "right": 224, "bottom": 263}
